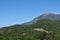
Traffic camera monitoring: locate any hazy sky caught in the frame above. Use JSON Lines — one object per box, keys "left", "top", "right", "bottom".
{"left": 0, "top": 0, "right": 60, "bottom": 27}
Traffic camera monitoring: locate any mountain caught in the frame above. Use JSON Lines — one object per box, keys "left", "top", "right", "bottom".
{"left": 0, "top": 13, "right": 60, "bottom": 40}
{"left": 0, "top": 19, "right": 60, "bottom": 40}
{"left": 34, "top": 13, "right": 60, "bottom": 20}
{"left": 23, "top": 13, "right": 60, "bottom": 25}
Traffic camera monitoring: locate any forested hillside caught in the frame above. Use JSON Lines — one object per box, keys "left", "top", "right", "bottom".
{"left": 0, "top": 19, "right": 60, "bottom": 40}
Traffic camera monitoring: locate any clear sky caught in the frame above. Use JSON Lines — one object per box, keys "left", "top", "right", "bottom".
{"left": 0, "top": 0, "right": 60, "bottom": 27}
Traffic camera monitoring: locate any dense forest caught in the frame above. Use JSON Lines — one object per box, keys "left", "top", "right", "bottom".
{"left": 0, "top": 19, "right": 60, "bottom": 40}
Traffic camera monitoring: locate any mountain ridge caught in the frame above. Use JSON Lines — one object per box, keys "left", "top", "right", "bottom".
{"left": 23, "top": 13, "right": 60, "bottom": 25}
{"left": 0, "top": 13, "right": 60, "bottom": 40}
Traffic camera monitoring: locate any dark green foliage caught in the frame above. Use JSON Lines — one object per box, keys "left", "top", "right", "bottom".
{"left": 0, "top": 19, "right": 60, "bottom": 40}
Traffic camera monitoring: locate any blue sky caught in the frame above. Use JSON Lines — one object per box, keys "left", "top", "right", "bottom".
{"left": 0, "top": 0, "right": 60, "bottom": 27}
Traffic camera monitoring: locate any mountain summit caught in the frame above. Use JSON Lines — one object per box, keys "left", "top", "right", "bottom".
{"left": 23, "top": 13, "right": 60, "bottom": 25}
{"left": 34, "top": 13, "right": 60, "bottom": 20}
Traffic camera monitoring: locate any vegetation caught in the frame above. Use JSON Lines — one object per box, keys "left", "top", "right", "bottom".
{"left": 0, "top": 19, "right": 60, "bottom": 40}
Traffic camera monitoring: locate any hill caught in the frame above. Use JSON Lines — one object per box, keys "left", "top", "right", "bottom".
{"left": 0, "top": 13, "right": 60, "bottom": 40}
{"left": 23, "top": 13, "right": 60, "bottom": 25}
